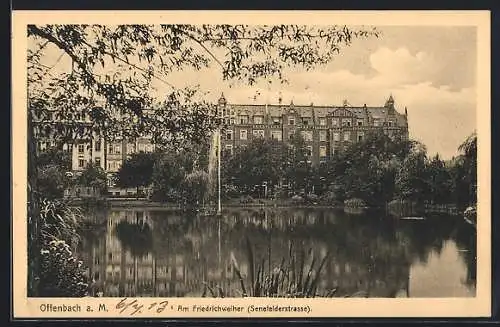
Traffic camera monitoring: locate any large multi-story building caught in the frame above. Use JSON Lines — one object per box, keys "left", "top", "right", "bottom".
{"left": 33, "top": 92, "right": 409, "bottom": 178}
{"left": 218, "top": 93, "right": 409, "bottom": 165}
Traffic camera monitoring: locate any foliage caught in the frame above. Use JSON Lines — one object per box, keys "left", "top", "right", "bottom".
{"left": 37, "top": 165, "right": 68, "bottom": 199}
{"left": 150, "top": 151, "right": 194, "bottom": 202}
{"left": 39, "top": 240, "right": 89, "bottom": 297}
{"left": 116, "top": 151, "right": 158, "bottom": 192}
{"left": 39, "top": 198, "right": 83, "bottom": 249}
{"left": 203, "top": 238, "right": 335, "bottom": 298}
{"left": 78, "top": 162, "right": 108, "bottom": 193}
{"left": 283, "top": 133, "right": 313, "bottom": 193}
{"left": 223, "top": 138, "right": 287, "bottom": 195}
{"left": 180, "top": 170, "right": 210, "bottom": 206}
{"left": 37, "top": 147, "right": 72, "bottom": 171}
{"left": 38, "top": 199, "right": 88, "bottom": 297}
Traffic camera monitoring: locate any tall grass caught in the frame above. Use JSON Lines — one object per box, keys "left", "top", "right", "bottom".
{"left": 202, "top": 236, "right": 337, "bottom": 298}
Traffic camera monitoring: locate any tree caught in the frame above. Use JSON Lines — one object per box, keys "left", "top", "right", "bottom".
{"left": 27, "top": 23, "right": 379, "bottom": 296}
{"left": 458, "top": 132, "right": 477, "bottom": 205}
{"left": 150, "top": 151, "right": 194, "bottom": 202}
{"left": 78, "top": 162, "right": 108, "bottom": 194}
{"left": 283, "top": 133, "right": 312, "bottom": 194}
{"left": 116, "top": 152, "right": 158, "bottom": 197}
{"left": 394, "top": 142, "right": 429, "bottom": 202}
{"left": 223, "top": 138, "right": 286, "bottom": 196}
{"left": 425, "top": 154, "right": 453, "bottom": 204}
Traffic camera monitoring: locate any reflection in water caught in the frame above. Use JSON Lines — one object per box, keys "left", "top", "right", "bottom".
{"left": 77, "top": 208, "right": 476, "bottom": 298}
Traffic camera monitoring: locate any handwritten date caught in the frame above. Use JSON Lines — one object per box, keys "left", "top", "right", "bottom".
{"left": 116, "top": 298, "right": 169, "bottom": 316}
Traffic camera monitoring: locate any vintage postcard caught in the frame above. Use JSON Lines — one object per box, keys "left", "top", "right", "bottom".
{"left": 12, "top": 10, "right": 491, "bottom": 318}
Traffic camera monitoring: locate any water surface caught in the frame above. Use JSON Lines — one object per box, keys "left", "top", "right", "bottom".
{"left": 77, "top": 207, "right": 476, "bottom": 298}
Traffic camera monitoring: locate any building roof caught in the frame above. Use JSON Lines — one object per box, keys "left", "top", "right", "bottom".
{"left": 227, "top": 101, "right": 407, "bottom": 125}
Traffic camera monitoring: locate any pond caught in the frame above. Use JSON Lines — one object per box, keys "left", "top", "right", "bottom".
{"left": 77, "top": 207, "right": 476, "bottom": 298}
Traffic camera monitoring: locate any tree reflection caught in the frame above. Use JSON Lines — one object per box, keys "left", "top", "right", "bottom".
{"left": 76, "top": 207, "right": 476, "bottom": 297}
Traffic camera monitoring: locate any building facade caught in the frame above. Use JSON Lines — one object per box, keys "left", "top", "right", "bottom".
{"left": 218, "top": 93, "right": 409, "bottom": 165}
{"left": 33, "top": 93, "right": 409, "bottom": 178}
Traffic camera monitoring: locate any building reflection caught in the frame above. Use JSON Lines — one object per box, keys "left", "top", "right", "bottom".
{"left": 78, "top": 208, "right": 475, "bottom": 298}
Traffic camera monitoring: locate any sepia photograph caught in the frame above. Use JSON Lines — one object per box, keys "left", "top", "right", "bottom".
{"left": 12, "top": 10, "right": 491, "bottom": 318}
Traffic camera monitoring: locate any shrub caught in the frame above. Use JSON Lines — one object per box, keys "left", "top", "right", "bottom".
{"left": 39, "top": 240, "right": 89, "bottom": 297}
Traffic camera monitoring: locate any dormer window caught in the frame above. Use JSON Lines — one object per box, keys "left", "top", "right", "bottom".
{"left": 254, "top": 116, "right": 263, "bottom": 124}
{"left": 239, "top": 115, "right": 249, "bottom": 124}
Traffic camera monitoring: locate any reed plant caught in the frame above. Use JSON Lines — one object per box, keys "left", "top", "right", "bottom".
{"left": 202, "top": 236, "right": 337, "bottom": 298}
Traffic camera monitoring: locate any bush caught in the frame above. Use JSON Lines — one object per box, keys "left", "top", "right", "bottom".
{"left": 39, "top": 240, "right": 89, "bottom": 297}
{"left": 344, "top": 198, "right": 367, "bottom": 208}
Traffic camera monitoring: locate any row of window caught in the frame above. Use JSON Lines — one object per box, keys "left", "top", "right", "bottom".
{"left": 77, "top": 142, "right": 154, "bottom": 154}
{"left": 227, "top": 115, "right": 395, "bottom": 127}
{"left": 223, "top": 144, "right": 330, "bottom": 158}
{"left": 225, "top": 130, "right": 365, "bottom": 142}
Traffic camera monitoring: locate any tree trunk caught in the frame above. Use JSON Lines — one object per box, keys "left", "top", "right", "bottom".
{"left": 27, "top": 107, "right": 40, "bottom": 297}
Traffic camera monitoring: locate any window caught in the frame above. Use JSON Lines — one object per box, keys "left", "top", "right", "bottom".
{"left": 230, "top": 118, "right": 235, "bottom": 124}
{"left": 332, "top": 118, "right": 338, "bottom": 126}
{"left": 301, "top": 131, "right": 313, "bottom": 142}
{"left": 319, "top": 118, "right": 326, "bottom": 126}
{"left": 78, "top": 158, "right": 85, "bottom": 168}
{"left": 108, "top": 144, "right": 114, "bottom": 154}
{"left": 95, "top": 157, "right": 101, "bottom": 167}
{"left": 306, "top": 146, "right": 313, "bottom": 157}
{"left": 254, "top": 116, "right": 263, "bottom": 124}
{"left": 289, "top": 132, "right": 295, "bottom": 140}
{"left": 115, "top": 145, "right": 121, "bottom": 154}
{"left": 357, "top": 119, "right": 364, "bottom": 127}
{"left": 333, "top": 133, "right": 340, "bottom": 141}
{"left": 302, "top": 118, "right": 310, "bottom": 126}
{"left": 342, "top": 118, "right": 352, "bottom": 127}
{"left": 289, "top": 117, "right": 295, "bottom": 125}
{"left": 240, "top": 129, "right": 248, "bottom": 140}
{"left": 225, "top": 144, "right": 233, "bottom": 155}
{"left": 271, "top": 130, "right": 282, "bottom": 141}
{"left": 373, "top": 120, "right": 381, "bottom": 127}
{"left": 253, "top": 130, "right": 265, "bottom": 138}
{"left": 78, "top": 144, "right": 84, "bottom": 154}
{"left": 95, "top": 140, "right": 101, "bottom": 152}
{"left": 357, "top": 132, "right": 364, "bottom": 142}
{"left": 273, "top": 117, "right": 281, "bottom": 125}
{"left": 226, "top": 130, "right": 233, "bottom": 140}
{"left": 344, "top": 132, "right": 350, "bottom": 141}
{"left": 319, "top": 146, "right": 327, "bottom": 157}
{"left": 319, "top": 131, "right": 327, "bottom": 142}
{"left": 239, "top": 115, "right": 249, "bottom": 124}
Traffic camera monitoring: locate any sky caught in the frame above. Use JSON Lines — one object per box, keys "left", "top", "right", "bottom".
{"left": 32, "top": 25, "right": 477, "bottom": 159}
